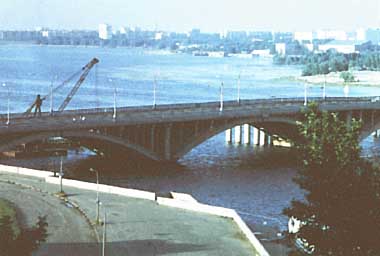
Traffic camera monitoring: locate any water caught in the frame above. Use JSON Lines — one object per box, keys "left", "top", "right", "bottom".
{"left": 1, "top": 44, "right": 380, "bottom": 244}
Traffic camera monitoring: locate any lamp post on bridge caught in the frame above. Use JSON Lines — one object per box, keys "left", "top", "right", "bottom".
{"left": 220, "top": 82, "right": 224, "bottom": 112}
{"left": 2, "top": 82, "right": 10, "bottom": 125}
{"left": 89, "top": 167, "right": 101, "bottom": 225}
{"left": 237, "top": 72, "right": 241, "bottom": 104}
{"left": 304, "top": 82, "right": 308, "bottom": 106}
{"left": 153, "top": 76, "right": 157, "bottom": 109}
{"left": 109, "top": 78, "right": 117, "bottom": 120}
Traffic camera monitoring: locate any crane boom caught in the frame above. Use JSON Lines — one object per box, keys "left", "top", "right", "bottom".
{"left": 58, "top": 58, "right": 99, "bottom": 112}
{"left": 24, "top": 57, "right": 99, "bottom": 115}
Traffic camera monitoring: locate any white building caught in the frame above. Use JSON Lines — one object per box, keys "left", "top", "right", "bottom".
{"left": 98, "top": 23, "right": 112, "bottom": 40}
{"left": 318, "top": 40, "right": 360, "bottom": 54}
{"left": 294, "top": 31, "right": 313, "bottom": 42}
{"left": 275, "top": 43, "right": 286, "bottom": 55}
{"left": 315, "top": 30, "right": 347, "bottom": 41}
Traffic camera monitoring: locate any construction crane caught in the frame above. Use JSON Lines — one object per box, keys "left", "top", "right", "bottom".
{"left": 25, "top": 57, "right": 99, "bottom": 115}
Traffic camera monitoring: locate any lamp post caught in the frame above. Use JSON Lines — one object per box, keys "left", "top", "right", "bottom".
{"left": 153, "top": 76, "right": 157, "bottom": 109}
{"left": 304, "top": 82, "right": 308, "bottom": 106}
{"left": 237, "top": 73, "right": 241, "bottom": 104}
{"left": 89, "top": 167, "right": 100, "bottom": 224}
{"left": 219, "top": 82, "right": 224, "bottom": 112}
{"left": 102, "top": 208, "right": 107, "bottom": 256}
{"left": 109, "top": 79, "right": 117, "bottom": 120}
{"left": 59, "top": 156, "right": 64, "bottom": 194}
{"left": 2, "top": 83, "right": 9, "bottom": 125}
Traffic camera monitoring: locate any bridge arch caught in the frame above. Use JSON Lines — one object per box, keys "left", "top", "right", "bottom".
{"left": 0, "top": 130, "right": 160, "bottom": 161}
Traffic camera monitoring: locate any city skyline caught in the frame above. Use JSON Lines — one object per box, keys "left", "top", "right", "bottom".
{"left": 1, "top": 0, "right": 380, "bottom": 32}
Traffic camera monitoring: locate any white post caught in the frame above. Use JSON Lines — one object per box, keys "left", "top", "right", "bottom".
{"left": 234, "top": 126, "right": 241, "bottom": 144}
{"left": 219, "top": 82, "right": 224, "bottom": 112}
{"left": 243, "top": 124, "right": 250, "bottom": 144}
{"left": 304, "top": 83, "right": 307, "bottom": 106}
{"left": 225, "top": 129, "right": 232, "bottom": 143}
{"left": 113, "top": 86, "right": 117, "bottom": 120}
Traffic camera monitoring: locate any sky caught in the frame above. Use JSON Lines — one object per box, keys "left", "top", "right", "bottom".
{"left": 0, "top": 0, "right": 379, "bottom": 32}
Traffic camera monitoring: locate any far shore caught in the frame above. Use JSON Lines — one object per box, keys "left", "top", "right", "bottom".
{"left": 293, "top": 71, "right": 380, "bottom": 87}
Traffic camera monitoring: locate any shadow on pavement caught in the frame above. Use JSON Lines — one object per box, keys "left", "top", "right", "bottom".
{"left": 37, "top": 239, "right": 210, "bottom": 256}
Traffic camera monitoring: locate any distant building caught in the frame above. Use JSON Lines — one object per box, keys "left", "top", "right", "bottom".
{"left": 366, "top": 28, "right": 380, "bottom": 44}
{"left": 98, "top": 23, "right": 112, "bottom": 40}
{"left": 275, "top": 43, "right": 286, "bottom": 55}
{"left": 318, "top": 40, "right": 364, "bottom": 54}
{"left": 251, "top": 49, "right": 271, "bottom": 57}
{"left": 356, "top": 28, "right": 366, "bottom": 41}
{"left": 294, "top": 31, "right": 313, "bottom": 43}
{"left": 155, "top": 32, "right": 164, "bottom": 40}
{"left": 315, "top": 30, "right": 347, "bottom": 41}
{"left": 226, "top": 31, "right": 247, "bottom": 41}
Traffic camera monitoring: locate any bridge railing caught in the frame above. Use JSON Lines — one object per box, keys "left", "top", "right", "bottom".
{"left": 0, "top": 96, "right": 379, "bottom": 122}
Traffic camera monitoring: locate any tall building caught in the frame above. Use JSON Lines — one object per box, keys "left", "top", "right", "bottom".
{"left": 98, "top": 23, "right": 112, "bottom": 40}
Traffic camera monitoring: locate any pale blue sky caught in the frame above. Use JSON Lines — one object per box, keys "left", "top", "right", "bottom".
{"left": 0, "top": 0, "right": 379, "bottom": 32}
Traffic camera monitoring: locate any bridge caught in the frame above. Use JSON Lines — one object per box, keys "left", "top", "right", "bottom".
{"left": 0, "top": 97, "right": 380, "bottom": 161}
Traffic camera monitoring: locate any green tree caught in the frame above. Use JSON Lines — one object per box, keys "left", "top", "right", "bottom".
{"left": 284, "top": 103, "right": 380, "bottom": 255}
{"left": 340, "top": 71, "right": 356, "bottom": 83}
{"left": 0, "top": 215, "right": 48, "bottom": 256}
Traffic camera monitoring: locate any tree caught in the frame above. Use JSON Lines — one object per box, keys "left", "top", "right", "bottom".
{"left": 0, "top": 215, "right": 48, "bottom": 256}
{"left": 340, "top": 71, "right": 356, "bottom": 83}
{"left": 284, "top": 103, "right": 380, "bottom": 255}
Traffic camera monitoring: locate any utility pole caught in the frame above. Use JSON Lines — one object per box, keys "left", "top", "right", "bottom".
{"left": 220, "top": 82, "right": 224, "bottom": 112}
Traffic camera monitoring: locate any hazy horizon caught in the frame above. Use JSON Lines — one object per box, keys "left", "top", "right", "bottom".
{"left": 0, "top": 0, "right": 380, "bottom": 32}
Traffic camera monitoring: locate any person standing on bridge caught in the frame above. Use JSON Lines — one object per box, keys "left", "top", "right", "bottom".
{"left": 33, "top": 94, "right": 44, "bottom": 117}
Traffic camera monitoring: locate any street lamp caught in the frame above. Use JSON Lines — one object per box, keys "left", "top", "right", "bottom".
{"left": 109, "top": 79, "right": 117, "bottom": 120}
{"left": 2, "top": 83, "right": 10, "bottom": 125}
{"left": 153, "top": 76, "right": 157, "bottom": 109}
{"left": 89, "top": 167, "right": 100, "bottom": 225}
{"left": 220, "top": 82, "right": 224, "bottom": 112}
{"left": 304, "top": 82, "right": 308, "bottom": 106}
{"left": 102, "top": 207, "right": 107, "bottom": 256}
{"left": 59, "top": 156, "right": 64, "bottom": 194}
{"left": 237, "top": 72, "right": 241, "bottom": 104}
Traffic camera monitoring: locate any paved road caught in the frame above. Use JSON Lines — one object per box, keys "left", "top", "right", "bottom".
{"left": 0, "top": 171, "right": 258, "bottom": 256}
{"left": 0, "top": 180, "right": 98, "bottom": 256}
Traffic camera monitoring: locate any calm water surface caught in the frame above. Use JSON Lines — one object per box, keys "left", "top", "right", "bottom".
{"left": 1, "top": 44, "right": 379, "bottom": 237}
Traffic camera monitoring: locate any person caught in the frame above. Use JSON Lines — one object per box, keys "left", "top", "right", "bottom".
{"left": 34, "top": 94, "right": 43, "bottom": 117}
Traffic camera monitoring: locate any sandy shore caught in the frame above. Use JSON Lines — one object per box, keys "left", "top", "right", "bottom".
{"left": 295, "top": 71, "right": 380, "bottom": 87}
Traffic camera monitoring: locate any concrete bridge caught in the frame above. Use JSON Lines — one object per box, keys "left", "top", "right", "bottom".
{"left": 1, "top": 97, "right": 380, "bottom": 161}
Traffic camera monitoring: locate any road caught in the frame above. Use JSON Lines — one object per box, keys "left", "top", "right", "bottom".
{"left": 0, "top": 180, "right": 99, "bottom": 256}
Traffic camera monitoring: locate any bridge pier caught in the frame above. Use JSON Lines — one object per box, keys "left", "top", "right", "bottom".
{"left": 225, "top": 129, "right": 232, "bottom": 144}
{"left": 164, "top": 125, "right": 172, "bottom": 161}
{"left": 234, "top": 126, "right": 242, "bottom": 144}
{"left": 243, "top": 124, "right": 251, "bottom": 144}
{"left": 253, "top": 127, "right": 259, "bottom": 145}
{"left": 259, "top": 129, "right": 265, "bottom": 146}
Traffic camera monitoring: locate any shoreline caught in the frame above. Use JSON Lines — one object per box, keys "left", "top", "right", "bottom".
{"left": 293, "top": 71, "right": 380, "bottom": 87}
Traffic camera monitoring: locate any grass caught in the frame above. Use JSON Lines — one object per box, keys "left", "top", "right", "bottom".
{"left": 0, "top": 198, "right": 21, "bottom": 236}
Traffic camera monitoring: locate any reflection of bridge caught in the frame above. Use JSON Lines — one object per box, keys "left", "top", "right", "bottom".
{"left": 1, "top": 97, "right": 380, "bottom": 161}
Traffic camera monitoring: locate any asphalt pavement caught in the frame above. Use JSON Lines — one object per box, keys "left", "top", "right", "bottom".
{"left": 0, "top": 171, "right": 258, "bottom": 256}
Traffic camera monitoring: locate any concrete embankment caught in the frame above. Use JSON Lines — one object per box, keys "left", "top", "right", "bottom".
{"left": 0, "top": 164, "right": 269, "bottom": 256}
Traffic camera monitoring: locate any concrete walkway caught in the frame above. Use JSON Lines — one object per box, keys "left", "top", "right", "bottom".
{"left": 0, "top": 171, "right": 259, "bottom": 256}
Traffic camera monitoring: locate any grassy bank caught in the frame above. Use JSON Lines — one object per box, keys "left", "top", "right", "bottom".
{"left": 0, "top": 198, "right": 21, "bottom": 235}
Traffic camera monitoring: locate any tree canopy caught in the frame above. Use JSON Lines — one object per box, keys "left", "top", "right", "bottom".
{"left": 284, "top": 103, "right": 380, "bottom": 255}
